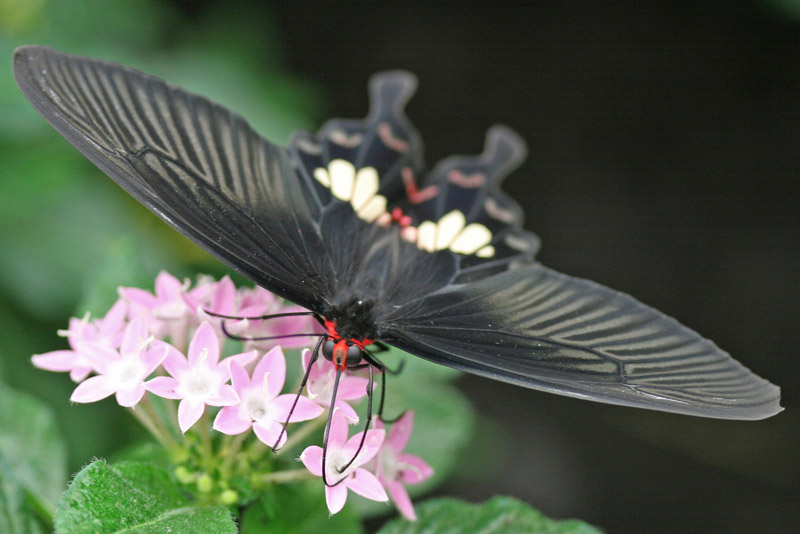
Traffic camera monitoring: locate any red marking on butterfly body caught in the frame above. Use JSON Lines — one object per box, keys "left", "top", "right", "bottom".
{"left": 324, "top": 318, "right": 374, "bottom": 372}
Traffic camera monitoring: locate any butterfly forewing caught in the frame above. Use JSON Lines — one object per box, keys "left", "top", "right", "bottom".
{"left": 385, "top": 263, "right": 780, "bottom": 420}
{"left": 13, "top": 45, "right": 333, "bottom": 311}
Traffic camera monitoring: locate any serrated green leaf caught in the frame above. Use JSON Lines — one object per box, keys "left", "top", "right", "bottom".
{"left": 0, "top": 382, "right": 67, "bottom": 510}
{"left": 240, "top": 480, "right": 363, "bottom": 534}
{"left": 55, "top": 460, "right": 236, "bottom": 534}
{"left": 0, "top": 458, "right": 46, "bottom": 534}
{"left": 377, "top": 497, "right": 603, "bottom": 534}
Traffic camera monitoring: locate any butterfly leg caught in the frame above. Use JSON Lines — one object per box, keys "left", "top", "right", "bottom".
{"left": 271, "top": 335, "right": 327, "bottom": 452}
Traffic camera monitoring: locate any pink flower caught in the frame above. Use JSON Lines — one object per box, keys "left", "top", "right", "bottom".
{"left": 374, "top": 411, "right": 433, "bottom": 520}
{"left": 194, "top": 276, "right": 251, "bottom": 338}
{"left": 240, "top": 301, "right": 319, "bottom": 351}
{"left": 69, "top": 318, "right": 166, "bottom": 407}
{"left": 32, "top": 298, "right": 128, "bottom": 382}
{"left": 213, "top": 346, "right": 324, "bottom": 447}
{"left": 120, "top": 271, "right": 210, "bottom": 349}
{"left": 303, "top": 349, "right": 370, "bottom": 423}
{"left": 145, "top": 322, "right": 255, "bottom": 432}
{"left": 300, "top": 409, "right": 388, "bottom": 514}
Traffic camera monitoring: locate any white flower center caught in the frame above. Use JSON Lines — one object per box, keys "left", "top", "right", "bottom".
{"left": 325, "top": 448, "right": 361, "bottom": 481}
{"left": 242, "top": 389, "right": 272, "bottom": 422}
{"left": 181, "top": 367, "right": 215, "bottom": 398}
{"left": 107, "top": 356, "right": 144, "bottom": 389}
{"left": 379, "top": 446, "right": 399, "bottom": 481}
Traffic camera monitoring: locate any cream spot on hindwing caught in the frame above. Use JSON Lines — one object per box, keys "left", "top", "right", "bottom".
{"left": 313, "top": 161, "right": 497, "bottom": 258}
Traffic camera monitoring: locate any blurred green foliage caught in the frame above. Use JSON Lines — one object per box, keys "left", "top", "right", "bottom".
{"left": 0, "top": 0, "right": 323, "bottom": 473}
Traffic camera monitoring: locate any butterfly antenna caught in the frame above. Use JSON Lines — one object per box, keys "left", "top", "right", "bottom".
{"left": 219, "top": 320, "right": 325, "bottom": 342}
{"left": 271, "top": 335, "right": 327, "bottom": 452}
{"left": 204, "top": 309, "right": 318, "bottom": 321}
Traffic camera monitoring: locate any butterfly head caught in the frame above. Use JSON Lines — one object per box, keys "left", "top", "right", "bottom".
{"left": 322, "top": 297, "right": 378, "bottom": 369}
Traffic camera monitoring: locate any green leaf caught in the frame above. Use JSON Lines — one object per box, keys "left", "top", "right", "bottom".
{"left": 0, "top": 382, "right": 67, "bottom": 512}
{"left": 376, "top": 497, "right": 603, "bottom": 534}
{"left": 240, "top": 480, "right": 363, "bottom": 534}
{"left": 55, "top": 460, "right": 237, "bottom": 534}
{"left": 0, "top": 458, "right": 46, "bottom": 534}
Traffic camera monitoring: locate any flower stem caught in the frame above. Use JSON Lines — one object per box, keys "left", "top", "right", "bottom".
{"left": 197, "top": 409, "right": 213, "bottom": 465}
{"left": 262, "top": 468, "right": 313, "bottom": 484}
{"left": 128, "top": 405, "right": 171, "bottom": 449}
{"left": 140, "top": 394, "right": 180, "bottom": 450}
{"left": 220, "top": 432, "right": 248, "bottom": 474}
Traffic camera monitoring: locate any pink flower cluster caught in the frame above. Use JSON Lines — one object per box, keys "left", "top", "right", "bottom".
{"left": 32, "top": 271, "right": 432, "bottom": 519}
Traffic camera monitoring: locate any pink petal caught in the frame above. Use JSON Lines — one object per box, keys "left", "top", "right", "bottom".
{"left": 344, "top": 428, "right": 385, "bottom": 464}
{"left": 226, "top": 350, "right": 258, "bottom": 369}
{"left": 79, "top": 343, "right": 120, "bottom": 373}
{"left": 207, "top": 384, "right": 239, "bottom": 407}
{"left": 178, "top": 398, "right": 205, "bottom": 432}
{"left": 229, "top": 361, "right": 251, "bottom": 394}
{"left": 272, "top": 394, "right": 324, "bottom": 423}
{"left": 399, "top": 454, "right": 433, "bottom": 484}
{"left": 69, "top": 366, "right": 93, "bottom": 382}
{"left": 160, "top": 343, "right": 189, "bottom": 377}
{"left": 253, "top": 419, "right": 287, "bottom": 449}
{"left": 120, "top": 318, "right": 148, "bottom": 356}
{"left": 116, "top": 384, "right": 145, "bottom": 407}
{"left": 300, "top": 446, "right": 323, "bottom": 477}
{"left": 32, "top": 350, "right": 84, "bottom": 372}
{"left": 71, "top": 376, "right": 117, "bottom": 403}
{"left": 333, "top": 400, "right": 360, "bottom": 424}
{"left": 211, "top": 276, "right": 236, "bottom": 314}
{"left": 188, "top": 322, "right": 219, "bottom": 366}
{"left": 328, "top": 409, "right": 350, "bottom": 448}
{"left": 325, "top": 483, "right": 349, "bottom": 515}
{"left": 120, "top": 287, "right": 158, "bottom": 309}
{"left": 386, "top": 480, "right": 416, "bottom": 520}
{"left": 155, "top": 271, "right": 183, "bottom": 298}
{"left": 253, "top": 346, "right": 286, "bottom": 398}
{"left": 141, "top": 344, "right": 169, "bottom": 375}
{"left": 388, "top": 411, "right": 414, "bottom": 452}
{"left": 100, "top": 298, "right": 128, "bottom": 332}
{"left": 337, "top": 376, "right": 370, "bottom": 401}
{"left": 144, "top": 376, "right": 182, "bottom": 399}
{"left": 347, "top": 468, "right": 388, "bottom": 502}
{"left": 213, "top": 406, "right": 252, "bottom": 435}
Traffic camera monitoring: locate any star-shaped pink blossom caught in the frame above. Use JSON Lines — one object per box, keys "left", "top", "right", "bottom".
{"left": 302, "top": 349, "right": 370, "bottom": 423}
{"left": 213, "top": 346, "right": 324, "bottom": 447}
{"left": 300, "top": 409, "right": 388, "bottom": 514}
{"left": 121, "top": 271, "right": 210, "bottom": 349}
{"left": 375, "top": 411, "right": 433, "bottom": 520}
{"left": 69, "top": 317, "right": 166, "bottom": 407}
{"left": 32, "top": 298, "right": 128, "bottom": 382}
{"left": 144, "top": 322, "right": 255, "bottom": 432}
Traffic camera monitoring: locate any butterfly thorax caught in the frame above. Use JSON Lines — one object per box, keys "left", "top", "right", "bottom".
{"left": 323, "top": 296, "right": 380, "bottom": 342}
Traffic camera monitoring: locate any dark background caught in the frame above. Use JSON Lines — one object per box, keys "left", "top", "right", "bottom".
{"left": 1, "top": 1, "right": 798, "bottom": 532}
{"left": 263, "top": 2, "right": 799, "bottom": 532}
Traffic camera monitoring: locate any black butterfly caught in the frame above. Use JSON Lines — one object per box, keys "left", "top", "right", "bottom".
{"left": 14, "top": 45, "right": 781, "bottom": 421}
